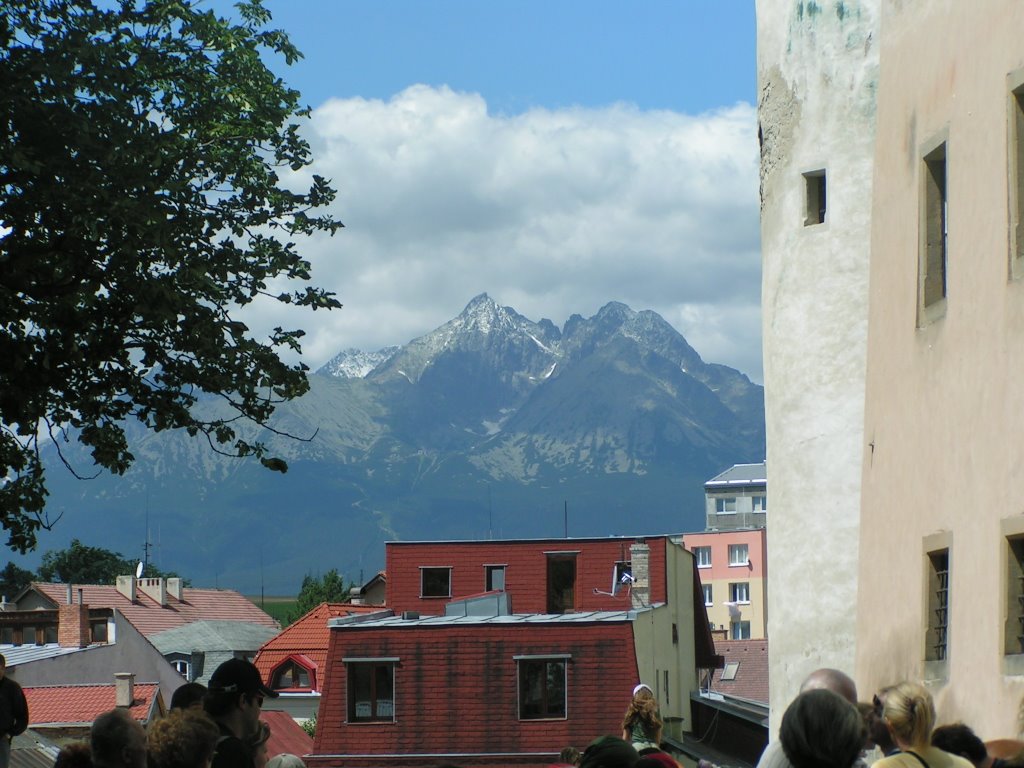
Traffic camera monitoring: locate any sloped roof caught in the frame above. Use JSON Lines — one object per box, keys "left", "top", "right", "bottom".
{"left": 254, "top": 603, "right": 386, "bottom": 688}
{"left": 27, "top": 583, "right": 278, "bottom": 637}
{"left": 0, "top": 644, "right": 86, "bottom": 667}
{"left": 149, "top": 620, "right": 279, "bottom": 654}
{"left": 327, "top": 609, "right": 642, "bottom": 630}
{"left": 13, "top": 730, "right": 60, "bottom": 768}
{"left": 705, "top": 462, "right": 767, "bottom": 488}
{"left": 262, "top": 710, "right": 313, "bottom": 758}
{"left": 708, "top": 639, "right": 769, "bottom": 704}
{"left": 25, "top": 683, "right": 160, "bottom": 725}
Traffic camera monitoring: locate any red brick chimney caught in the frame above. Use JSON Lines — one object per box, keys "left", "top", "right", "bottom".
{"left": 58, "top": 588, "right": 90, "bottom": 648}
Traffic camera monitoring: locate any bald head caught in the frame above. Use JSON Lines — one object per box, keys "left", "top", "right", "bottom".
{"left": 799, "top": 668, "right": 857, "bottom": 705}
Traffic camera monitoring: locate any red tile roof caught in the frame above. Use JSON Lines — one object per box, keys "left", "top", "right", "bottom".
{"left": 26, "top": 683, "right": 160, "bottom": 725}
{"left": 262, "top": 710, "right": 313, "bottom": 758}
{"left": 254, "top": 603, "right": 385, "bottom": 691}
{"left": 29, "top": 583, "right": 279, "bottom": 637}
{"left": 709, "top": 639, "right": 769, "bottom": 704}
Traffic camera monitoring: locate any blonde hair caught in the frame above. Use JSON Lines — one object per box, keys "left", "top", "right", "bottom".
{"left": 883, "top": 681, "right": 936, "bottom": 749}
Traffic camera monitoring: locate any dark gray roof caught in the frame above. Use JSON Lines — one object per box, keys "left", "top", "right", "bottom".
{"left": 705, "top": 462, "right": 767, "bottom": 488}
{"left": 328, "top": 608, "right": 657, "bottom": 630}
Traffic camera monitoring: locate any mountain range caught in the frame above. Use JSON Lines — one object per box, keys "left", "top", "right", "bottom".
{"left": 37, "top": 294, "right": 765, "bottom": 593}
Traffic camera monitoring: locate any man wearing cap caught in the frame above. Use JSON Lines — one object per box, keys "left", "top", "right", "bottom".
{"left": 204, "top": 658, "right": 278, "bottom": 768}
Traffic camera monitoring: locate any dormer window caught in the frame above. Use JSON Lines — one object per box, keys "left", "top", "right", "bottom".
{"left": 271, "top": 655, "right": 316, "bottom": 691}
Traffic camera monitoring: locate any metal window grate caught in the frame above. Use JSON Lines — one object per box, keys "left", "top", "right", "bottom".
{"left": 928, "top": 551, "right": 949, "bottom": 662}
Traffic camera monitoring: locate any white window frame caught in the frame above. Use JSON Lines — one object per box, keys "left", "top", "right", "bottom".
{"left": 703, "top": 584, "right": 713, "bottom": 607}
{"left": 694, "top": 546, "right": 712, "bottom": 568}
{"left": 730, "top": 620, "right": 751, "bottom": 640}
{"left": 715, "top": 497, "right": 737, "bottom": 515}
{"left": 729, "top": 582, "right": 750, "bottom": 604}
{"left": 728, "top": 544, "right": 749, "bottom": 567}
{"left": 753, "top": 495, "right": 767, "bottom": 513}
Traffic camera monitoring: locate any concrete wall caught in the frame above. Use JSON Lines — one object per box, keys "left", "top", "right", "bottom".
{"left": 11, "top": 613, "right": 184, "bottom": 696}
{"left": 856, "top": 0, "right": 1024, "bottom": 739}
{"left": 756, "top": 0, "right": 880, "bottom": 726}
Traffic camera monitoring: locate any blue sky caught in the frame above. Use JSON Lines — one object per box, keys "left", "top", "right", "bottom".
{"left": 211, "top": 1, "right": 764, "bottom": 381}
{"left": 256, "top": 2, "right": 756, "bottom": 114}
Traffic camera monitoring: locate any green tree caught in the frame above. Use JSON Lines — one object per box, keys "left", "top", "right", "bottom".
{"left": 0, "top": 560, "right": 33, "bottom": 599}
{"left": 291, "top": 568, "right": 349, "bottom": 621}
{"left": 37, "top": 538, "right": 133, "bottom": 584}
{"left": 36, "top": 539, "right": 183, "bottom": 584}
{"left": 0, "top": 0, "right": 342, "bottom": 552}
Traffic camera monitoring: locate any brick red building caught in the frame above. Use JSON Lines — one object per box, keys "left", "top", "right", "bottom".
{"left": 309, "top": 535, "right": 719, "bottom": 768}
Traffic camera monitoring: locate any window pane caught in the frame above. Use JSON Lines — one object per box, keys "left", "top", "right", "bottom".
{"left": 421, "top": 567, "right": 451, "bottom": 598}
{"left": 486, "top": 566, "right": 505, "bottom": 592}
{"left": 348, "top": 662, "right": 395, "bottom": 722}
{"left": 519, "top": 659, "right": 566, "bottom": 719}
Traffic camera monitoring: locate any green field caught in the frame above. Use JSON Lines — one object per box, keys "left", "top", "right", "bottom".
{"left": 247, "top": 596, "right": 299, "bottom": 627}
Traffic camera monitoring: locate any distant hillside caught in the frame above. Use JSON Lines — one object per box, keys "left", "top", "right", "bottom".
{"left": 39, "top": 294, "right": 764, "bottom": 593}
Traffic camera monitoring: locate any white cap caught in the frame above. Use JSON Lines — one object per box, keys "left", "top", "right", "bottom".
{"left": 633, "top": 683, "right": 653, "bottom": 696}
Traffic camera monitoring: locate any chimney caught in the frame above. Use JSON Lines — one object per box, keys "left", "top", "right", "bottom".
{"left": 138, "top": 578, "right": 167, "bottom": 606}
{"left": 166, "top": 578, "right": 183, "bottom": 601}
{"left": 630, "top": 540, "right": 650, "bottom": 610}
{"left": 58, "top": 602, "right": 91, "bottom": 648}
{"left": 115, "top": 672, "right": 135, "bottom": 708}
{"left": 116, "top": 576, "right": 136, "bottom": 602}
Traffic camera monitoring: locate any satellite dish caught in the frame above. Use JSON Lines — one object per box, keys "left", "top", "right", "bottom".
{"left": 135, "top": 561, "right": 144, "bottom": 579}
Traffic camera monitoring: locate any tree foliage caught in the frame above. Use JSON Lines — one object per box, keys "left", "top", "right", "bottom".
{"left": 36, "top": 537, "right": 178, "bottom": 584}
{"left": 0, "top": 0, "right": 342, "bottom": 552}
{"left": 0, "top": 560, "right": 33, "bottom": 599}
{"left": 292, "top": 568, "right": 349, "bottom": 621}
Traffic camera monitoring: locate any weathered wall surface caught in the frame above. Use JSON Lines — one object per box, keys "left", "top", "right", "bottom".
{"left": 857, "top": 0, "right": 1024, "bottom": 739}
{"left": 756, "top": 0, "right": 880, "bottom": 727}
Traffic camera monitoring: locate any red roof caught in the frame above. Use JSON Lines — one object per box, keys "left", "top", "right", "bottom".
{"left": 254, "top": 603, "right": 386, "bottom": 691}
{"left": 709, "top": 638, "right": 769, "bottom": 704}
{"left": 29, "top": 583, "right": 279, "bottom": 637}
{"left": 26, "top": 683, "right": 160, "bottom": 725}
{"left": 262, "top": 710, "right": 313, "bottom": 757}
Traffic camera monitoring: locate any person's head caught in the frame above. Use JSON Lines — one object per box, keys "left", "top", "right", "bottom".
{"left": 882, "top": 681, "right": 936, "bottom": 750}
{"left": 580, "top": 736, "right": 640, "bottom": 768}
{"left": 170, "top": 683, "right": 208, "bottom": 712}
{"left": 54, "top": 742, "right": 92, "bottom": 768}
{"left": 634, "top": 752, "right": 680, "bottom": 768}
{"left": 0, "top": 653, "right": 8, "bottom": 680}
{"left": 147, "top": 709, "right": 220, "bottom": 768}
{"left": 780, "top": 688, "right": 867, "bottom": 768}
{"left": 868, "top": 687, "right": 897, "bottom": 754}
{"left": 266, "top": 756, "right": 305, "bottom": 768}
{"left": 799, "top": 668, "right": 858, "bottom": 705}
{"left": 632, "top": 684, "right": 655, "bottom": 704}
{"left": 559, "top": 747, "right": 582, "bottom": 766}
{"left": 932, "top": 724, "right": 988, "bottom": 768}
{"left": 250, "top": 720, "right": 272, "bottom": 768}
{"left": 91, "top": 709, "right": 147, "bottom": 768}
{"left": 204, "top": 658, "right": 277, "bottom": 736}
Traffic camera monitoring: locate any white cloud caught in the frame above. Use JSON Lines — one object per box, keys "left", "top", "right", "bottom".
{"left": 241, "top": 85, "right": 763, "bottom": 381}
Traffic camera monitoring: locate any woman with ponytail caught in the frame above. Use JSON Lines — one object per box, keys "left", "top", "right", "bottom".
{"left": 875, "top": 682, "right": 973, "bottom": 768}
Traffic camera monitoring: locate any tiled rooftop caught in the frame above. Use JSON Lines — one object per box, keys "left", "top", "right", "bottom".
{"left": 25, "top": 683, "right": 160, "bottom": 725}
{"left": 708, "top": 638, "right": 769, "bottom": 704}
{"left": 29, "top": 583, "right": 278, "bottom": 637}
{"left": 262, "top": 710, "right": 313, "bottom": 757}
{"left": 254, "top": 603, "right": 387, "bottom": 688}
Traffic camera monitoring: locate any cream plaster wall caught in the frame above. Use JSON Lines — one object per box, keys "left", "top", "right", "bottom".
{"left": 856, "top": 0, "right": 1024, "bottom": 739}
{"left": 756, "top": 0, "right": 880, "bottom": 727}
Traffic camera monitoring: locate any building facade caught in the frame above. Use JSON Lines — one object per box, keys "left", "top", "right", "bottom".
{"left": 756, "top": 0, "right": 880, "bottom": 723}
{"left": 682, "top": 528, "right": 767, "bottom": 640}
{"left": 703, "top": 462, "right": 767, "bottom": 531}
{"left": 309, "top": 535, "right": 717, "bottom": 768}
{"left": 855, "top": 0, "right": 1024, "bottom": 739}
